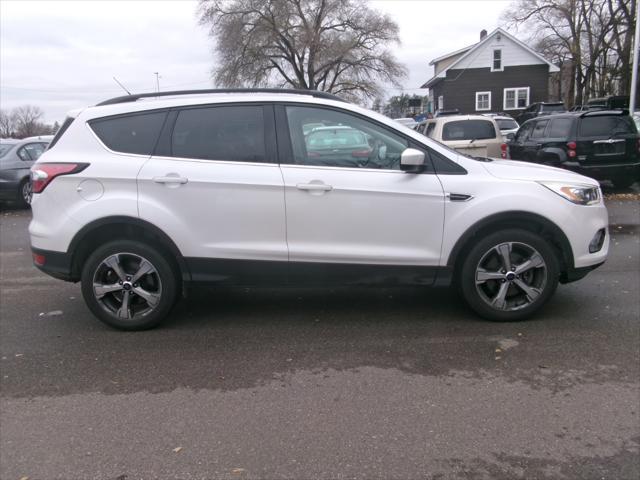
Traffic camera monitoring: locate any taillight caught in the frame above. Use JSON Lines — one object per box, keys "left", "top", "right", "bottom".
{"left": 31, "top": 163, "right": 89, "bottom": 194}
{"left": 500, "top": 143, "right": 507, "bottom": 159}
{"left": 351, "top": 149, "right": 371, "bottom": 158}
{"left": 567, "top": 141, "right": 577, "bottom": 158}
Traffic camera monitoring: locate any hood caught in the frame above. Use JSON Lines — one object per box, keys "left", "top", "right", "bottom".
{"left": 480, "top": 159, "right": 599, "bottom": 185}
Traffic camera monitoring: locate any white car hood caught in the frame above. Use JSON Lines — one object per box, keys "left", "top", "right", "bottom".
{"left": 479, "top": 159, "right": 599, "bottom": 185}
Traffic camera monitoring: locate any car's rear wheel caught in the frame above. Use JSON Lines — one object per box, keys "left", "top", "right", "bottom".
{"left": 459, "top": 229, "right": 559, "bottom": 321}
{"left": 81, "top": 240, "right": 179, "bottom": 330}
{"left": 17, "top": 178, "right": 32, "bottom": 208}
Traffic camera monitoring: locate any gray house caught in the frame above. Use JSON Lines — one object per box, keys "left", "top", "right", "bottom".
{"left": 421, "top": 28, "right": 559, "bottom": 115}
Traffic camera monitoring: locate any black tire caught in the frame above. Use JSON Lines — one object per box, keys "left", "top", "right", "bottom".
{"left": 612, "top": 176, "right": 635, "bottom": 189}
{"left": 16, "top": 178, "right": 32, "bottom": 209}
{"left": 81, "top": 240, "right": 179, "bottom": 330}
{"left": 458, "top": 229, "right": 559, "bottom": 322}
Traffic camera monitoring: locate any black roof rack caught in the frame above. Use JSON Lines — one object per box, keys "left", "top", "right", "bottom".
{"left": 580, "top": 109, "right": 629, "bottom": 117}
{"left": 96, "top": 88, "right": 346, "bottom": 106}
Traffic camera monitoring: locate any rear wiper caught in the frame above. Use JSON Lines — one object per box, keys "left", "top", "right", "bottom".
{"left": 471, "top": 156, "right": 493, "bottom": 162}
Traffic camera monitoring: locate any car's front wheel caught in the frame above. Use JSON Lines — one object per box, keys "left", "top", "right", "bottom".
{"left": 80, "top": 240, "right": 179, "bottom": 330}
{"left": 459, "top": 229, "right": 559, "bottom": 321}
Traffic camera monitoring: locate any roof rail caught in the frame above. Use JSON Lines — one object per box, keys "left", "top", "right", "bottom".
{"left": 580, "top": 108, "right": 629, "bottom": 117}
{"left": 96, "top": 88, "right": 346, "bottom": 106}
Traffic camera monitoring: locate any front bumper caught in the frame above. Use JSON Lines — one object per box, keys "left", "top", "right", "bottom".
{"left": 560, "top": 261, "right": 605, "bottom": 284}
{"left": 0, "top": 179, "right": 20, "bottom": 200}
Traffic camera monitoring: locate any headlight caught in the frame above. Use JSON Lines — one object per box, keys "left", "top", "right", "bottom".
{"left": 538, "top": 181, "right": 601, "bottom": 205}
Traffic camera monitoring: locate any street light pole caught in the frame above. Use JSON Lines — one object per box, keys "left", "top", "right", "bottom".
{"left": 629, "top": 1, "right": 640, "bottom": 114}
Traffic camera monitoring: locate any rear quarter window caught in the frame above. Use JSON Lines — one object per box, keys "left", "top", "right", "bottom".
{"left": 90, "top": 111, "right": 167, "bottom": 155}
{"left": 547, "top": 118, "right": 573, "bottom": 138}
{"left": 442, "top": 120, "right": 496, "bottom": 141}
{"left": 580, "top": 116, "right": 636, "bottom": 137}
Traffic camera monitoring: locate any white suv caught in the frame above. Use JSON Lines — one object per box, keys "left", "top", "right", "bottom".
{"left": 29, "top": 89, "right": 608, "bottom": 330}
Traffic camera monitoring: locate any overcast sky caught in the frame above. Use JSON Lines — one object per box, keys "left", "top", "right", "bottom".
{"left": 0, "top": 0, "right": 510, "bottom": 123}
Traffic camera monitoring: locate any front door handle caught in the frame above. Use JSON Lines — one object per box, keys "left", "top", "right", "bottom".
{"left": 153, "top": 175, "right": 188, "bottom": 185}
{"left": 296, "top": 183, "right": 333, "bottom": 192}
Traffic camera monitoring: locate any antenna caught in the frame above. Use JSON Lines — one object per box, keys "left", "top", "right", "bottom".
{"left": 154, "top": 72, "right": 161, "bottom": 93}
{"left": 112, "top": 76, "right": 132, "bottom": 95}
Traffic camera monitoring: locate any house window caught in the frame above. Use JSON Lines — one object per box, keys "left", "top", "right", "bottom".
{"left": 475, "top": 91, "right": 491, "bottom": 111}
{"left": 492, "top": 49, "right": 502, "bottom": 71}
{"left": 438, "top": 95, "right": 444, "bottom": 110}
{"left": 503, "top": 87, "right": 530, "bottom": 110}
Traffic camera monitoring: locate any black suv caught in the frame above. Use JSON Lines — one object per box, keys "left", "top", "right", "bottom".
{"left": 508, "top": 110, "right": 640, "bottom": 188}
{"left": 515, "top": 102, "right": 566, "bottom": 124}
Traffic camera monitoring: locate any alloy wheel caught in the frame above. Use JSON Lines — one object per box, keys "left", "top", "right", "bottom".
{"left": 92, "top": 252, "right": 162, "bottom": 320}
{"left": 475, "top": 242, "right": 547, "bottom": 312}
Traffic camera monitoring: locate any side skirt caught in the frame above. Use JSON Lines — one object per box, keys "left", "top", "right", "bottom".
{"left": 185, "top": 258, "right": 453, "bottom": 287}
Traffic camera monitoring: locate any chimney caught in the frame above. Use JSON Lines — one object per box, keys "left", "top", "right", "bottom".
{"left": 480, "top": 29, "right": 487, "bottom": 41}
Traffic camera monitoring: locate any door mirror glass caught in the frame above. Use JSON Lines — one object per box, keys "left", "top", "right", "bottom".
{"left": 400, "top": 148, "right": 425, "bottom": 171}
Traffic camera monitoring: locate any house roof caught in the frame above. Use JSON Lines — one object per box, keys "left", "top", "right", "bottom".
{"left": 420, "top": 27, "right": 560, "bottom": 89}
{"left": 428, "top": 44, "right": 474, "bottom": 66}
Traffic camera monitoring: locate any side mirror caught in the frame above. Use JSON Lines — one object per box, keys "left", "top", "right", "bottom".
{"left": 400, "top": 148, "right": 425, "bottom": 172}
{"left": 505, "top": 133, "right": 515, "bottom": 142}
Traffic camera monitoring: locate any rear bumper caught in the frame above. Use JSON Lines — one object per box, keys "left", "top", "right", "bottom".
{"left": 31, "top": 247, "right": 75, "bottom": 282}
{"left": 560, "top": 161, "right": 640, "bottom": 180}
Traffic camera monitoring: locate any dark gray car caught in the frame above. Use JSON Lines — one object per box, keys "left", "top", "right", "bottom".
{"left": 0, "top": 135, "right": 52, "bottom": 207}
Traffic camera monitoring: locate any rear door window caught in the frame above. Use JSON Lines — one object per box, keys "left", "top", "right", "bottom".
{"left": 90, "top": 111, "right": 167, "bottom": 155}
{"left": 17, "top": 143, "right": 46, "bottom": 161}
{"left": 531, "top": 120, "right": 549, "bottom": 138}
{"left": 441, "top": 120, "right": 496, "bottom": 141}
{"left": 580, "top": 116, "right": 636, "bottom": 137}
{"left": 171, "top": 105, "right": 265, "bottom": 162}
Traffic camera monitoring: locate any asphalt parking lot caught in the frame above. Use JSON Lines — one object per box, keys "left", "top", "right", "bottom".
{"left": 1, "top": 198, "right": 638, "bottom": 480}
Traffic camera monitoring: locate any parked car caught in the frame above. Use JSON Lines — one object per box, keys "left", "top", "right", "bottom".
{"left": 484, "top": 114, "right": 519, "bottom": 138}
{"left": 434, "top": 109, "right": 460, "bottom": 117}
{"left": 304, "top": 126, "right": 375, "bottom": 167}
{"left": 515, "top": 102, "right": 566, "bottom": 124}
{"left": 508, "top": 110, "right": 639, "bottom": 188}
{"left": 586, "top": 95, "right": 629, "bottom": 110}
{"left": 415, "top": 115, "right": 507, "bottom": 159}
{"left": 393, "top": 117, "right": 418, "bottom": 129}
{"left": 0, "top": 135, "right": 52, "bottom": 207}
{"left": 30, "top": 89, "right": 608, "bottom": 330}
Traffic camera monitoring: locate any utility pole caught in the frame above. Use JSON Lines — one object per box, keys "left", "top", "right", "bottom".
{"left": 154, "top": 72, "right": 160, "bottom": 93}
{"left": 630, "top": 1, "right": 640, "bottom": 113}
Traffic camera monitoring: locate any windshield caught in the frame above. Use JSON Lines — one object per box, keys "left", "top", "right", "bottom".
{"left": 0, "top": 143, "right": 16, "bottom": 158}
{"left": 496, "top": 119, "right": 518, "bottom": 130}
{"left": 442, "top": 120, "right": 496, "bottom": 141}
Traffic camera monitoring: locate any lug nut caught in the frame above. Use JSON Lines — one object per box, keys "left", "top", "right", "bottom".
{"left": 133, "top": 283, "right": 138, "bottom": 288}
{"left": 118, "top": 280, "right": 123, "bottom": 285}
{"left": 126, "top": 276, "right": 131, "bottom": 281}
{"left": 129, "top": 291, "right": 134, "bottom": 295}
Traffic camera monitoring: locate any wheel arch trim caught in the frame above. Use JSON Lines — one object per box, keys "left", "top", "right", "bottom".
{"left": 67, "top": 215, "right": 190, "bottom": 281}
{"left": 446, "top": 211, "right": 574, "bottom": 271}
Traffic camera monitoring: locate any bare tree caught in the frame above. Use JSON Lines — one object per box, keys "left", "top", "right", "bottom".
{"left": 198, "top": 0, "right": 407, "bottom": 101}
{"left": 12, "top": 105, "right": 46, "bottom": 138}
{"left": 502, "top": 0, "right": 634, "bottom": 106}
{"left": 0, "top": 109, "right": 17, "bottom": 138}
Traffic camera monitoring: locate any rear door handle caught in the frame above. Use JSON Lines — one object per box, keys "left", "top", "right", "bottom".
{"left": 153, "top": 176, "right": 188, "bottom": 184}
{"left": 296, "top": 183, "right": 333, "bottom": 192}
